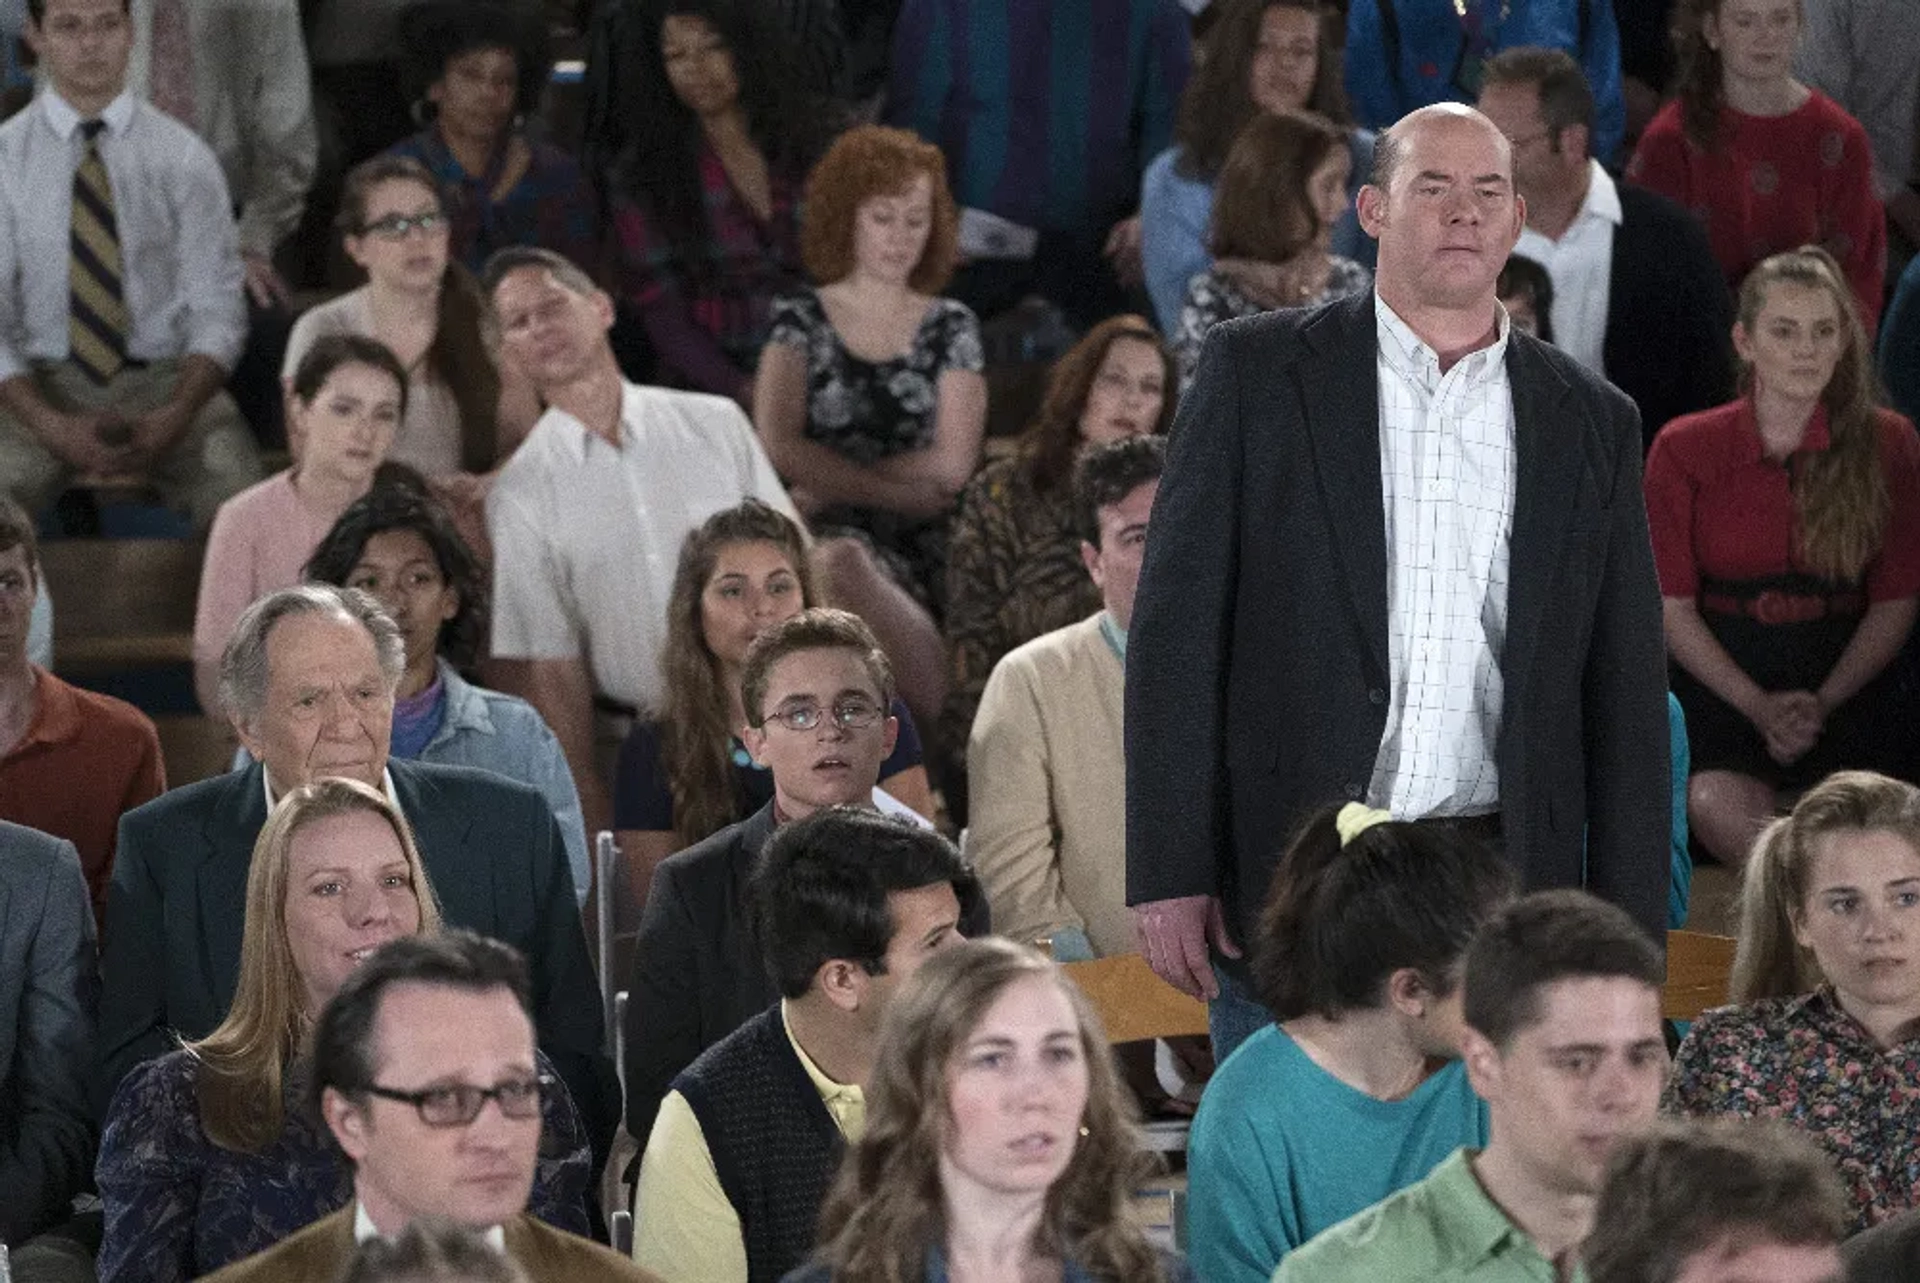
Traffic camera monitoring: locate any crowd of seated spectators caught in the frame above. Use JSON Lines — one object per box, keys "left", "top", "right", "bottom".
{"left": 6, "top": 0, "right": 1920, "bottom": 1278}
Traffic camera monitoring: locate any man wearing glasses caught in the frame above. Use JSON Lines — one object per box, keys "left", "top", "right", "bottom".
{"left": 623, "top": 607, "right": 988, "bottom": 1154}
{"left": 202, "top": 931, "right": 661, "bottom": 1282}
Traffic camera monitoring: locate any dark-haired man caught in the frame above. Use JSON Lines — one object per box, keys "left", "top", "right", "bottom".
{"left": 0, "top": 0, "right": 262, "bottom": 526}
{"left": 1478, "top": 47, "right": 1733, "bottom": 449}
{"left": 622, "top": 608, "right": 985, "bottom": 1149}
{"left": 483, "top": 247, "right": 795, "bottom": 834}
{"left": 201, "top": 932, "right": 661, "bottom": 1283}
{"left": 631, "top": 807, "right": 972, "bottom": 1283}
{"left": 1276, "top": 890, "right": 1668, "bottom": 1281}
{"left": 969, "top": 435, "right": 1162, "bottom": 960}
{"left": 1588, "top": 1118, "right": 1847, "bottom": 1283}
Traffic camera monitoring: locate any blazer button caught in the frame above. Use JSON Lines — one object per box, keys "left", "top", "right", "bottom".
{"left": 1345, "top": 782, "right": 1363, "bottom": 799}
{"left": 1368, "top": 687, "right": 1385, "bottom": 705}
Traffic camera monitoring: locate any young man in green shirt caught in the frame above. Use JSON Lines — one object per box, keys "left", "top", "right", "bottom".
{"left": 1275, "top": 890, "right": 1668, "bottom": 1282}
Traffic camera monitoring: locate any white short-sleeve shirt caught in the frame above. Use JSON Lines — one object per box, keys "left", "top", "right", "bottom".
{"left": 487, "top": 381, "right": 797, "bottom": 714}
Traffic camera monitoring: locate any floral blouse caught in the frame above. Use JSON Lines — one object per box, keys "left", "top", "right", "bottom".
{"left": 95, "top": 1048, "right": 593, "bottom": 1282}
{"left": 766, "top": 289, "right": 984, "bottom": 607}
{"left": 1664, "top": 987, "right": 1920, "bottom": 1231}
{"left": 941, "top": 453, "right": 1103, "bottom": 758}
{"left": 1172, "top": 258, "right": 1372, "bottom": 392}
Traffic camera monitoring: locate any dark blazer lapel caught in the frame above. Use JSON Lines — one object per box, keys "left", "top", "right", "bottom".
{"left": 389, "top": 761, "right": 484, "bottom": 929}
{"left": 1502, "top": 335, "right": 1582, "bottom": 709}
{"left": 199, "top": 762, "right": 268, "bottom": 1015}
{"left": 1298, "top": 295, "right": 1390, "bottom": 678}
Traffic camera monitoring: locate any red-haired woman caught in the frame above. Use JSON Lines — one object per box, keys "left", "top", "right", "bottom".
{"left": 752, "top": 124, "right": 987, "bottom": 748}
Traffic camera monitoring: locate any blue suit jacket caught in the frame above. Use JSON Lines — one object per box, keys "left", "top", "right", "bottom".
{"left": 0, "top": 820, "right": 97, "bottom": 1245}
{"left": 96, "top": 759, "right": 616, "bottom": 1152}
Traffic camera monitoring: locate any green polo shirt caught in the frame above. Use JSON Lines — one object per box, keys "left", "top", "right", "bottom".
{"left": 1272, "top": 1149, "right": 1587, "bottom": 1283}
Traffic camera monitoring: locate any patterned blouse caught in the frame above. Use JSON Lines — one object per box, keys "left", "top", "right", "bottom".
{"left": 766, "top": 288, "right": 985, "bottom": 607}
{"left": 1664, "top": 987, "right": 1920, "bottom": 1231}
{"left": 1173, "top": 258, "right": 1372, "bottom": 392}
{"left": 613, "top": 144, "right": 806, "bottom": 396}
{"left": 95, "top": 1048, "right": 593, "bottom": 1283}
{"left": 941, "top": 452, "right": 1103, "bottom": 758}
{"left": 386, "top": 127, "right": 601, "bottom": 278}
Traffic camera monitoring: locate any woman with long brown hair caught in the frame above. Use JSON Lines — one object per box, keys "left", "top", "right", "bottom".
{"left": 1171, "top": 109, "right": 1372, "bottom": 391}
{"left": 1627, "top": 0, "right": 1884, "bottom": 326}
{"left": 1665, "top": 770, "right": 1920, "bottom": 1231}
{"left": 789, "top": 937, "right": 1197, "bottom": 1283}
{"left": 94, "top": 781, "right": 591, "bottom": 1282}
{"left": 286, "top": 155, "right": 540, "bottom": 547}
{"left": 1645, "top": 247, "right": 1920, "bottom": 870}
{"left": 610, "top": 500, "right": 934, "bottom": 901}
{"left": 1140, "top": 0, "right": 1372, "bottom": 334}
{"left": 940, "top": 317, "right": 1174, "bottom": 780}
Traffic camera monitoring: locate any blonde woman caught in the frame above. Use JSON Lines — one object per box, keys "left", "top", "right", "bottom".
{"left": 786, "top": 937, "right": 1196, "bottom": 1283}
{"left": 1644, "top": 247, "right": 1920, "bottom": 869}
{"left": 95, "top": 781, "right": 591, "bottom": 1283}
{"left": 1665, "top": 771, "right": 1920, "bottom": 1232}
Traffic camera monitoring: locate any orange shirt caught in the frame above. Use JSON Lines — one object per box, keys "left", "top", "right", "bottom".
{"left": 0, "top": 666, "right": 165, "bottom": 932}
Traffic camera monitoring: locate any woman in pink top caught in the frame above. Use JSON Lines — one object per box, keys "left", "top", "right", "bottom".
{"left": 1628, "top": 0, "right": 1885, "bottom": 328}
{"left": 191, "top": 336, "right": 409, "bottom": 713}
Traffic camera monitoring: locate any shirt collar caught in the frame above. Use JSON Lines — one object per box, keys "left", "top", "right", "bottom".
{"left": 353, "top": 1202, "right": 507, "bottom": 1252}
{"left": 1429, "top": 1150, "right": 1565, "bottom": 1273}
{"left": 543, "top": 381, "right": 640, "bottom": 466}
{"left": 41, "top": 87, "right": 136, "bottom": 140}
{"left": 264, "top": 765, "right": 401, "bottom": 812}
{"left": 1579, "top": 160, "right": 1624, "bottom": 228}
{"left": 1374, "top": 293, "right": 1512, "bottom": 392}
{"left": 1730, "top": 396, "right": 1834, "bottom": 465}
{"left": 1098, "top": 612, "right": 1127, "bottom": 661}
{"left": 7, "top": 665, "right": 80, "bottom": 757}
{"left": 436, "top": 659, "right": 495, "bottom": 737}
{"left": 781, "top": 999, "right": 866, "bottom": 1138}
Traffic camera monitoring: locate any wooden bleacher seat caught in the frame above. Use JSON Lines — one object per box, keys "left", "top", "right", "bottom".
{"left": 1664, "top": 929, "right": 1737, "bottom": 1022}
{"left": 1063, "top": 953, "right": 1210, "bottom": 1044}
{"left": 42, "top": 537, "right": 202, "bottom": 673}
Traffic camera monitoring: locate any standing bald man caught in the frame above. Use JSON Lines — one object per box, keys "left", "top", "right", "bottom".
{"left": 1126, "top": 104, "right": 1668, "bottom": 1058}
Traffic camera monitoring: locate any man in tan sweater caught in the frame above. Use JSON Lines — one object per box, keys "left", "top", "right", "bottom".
{"left": 967, "top": 436, "right": 1163, "bottom": 959}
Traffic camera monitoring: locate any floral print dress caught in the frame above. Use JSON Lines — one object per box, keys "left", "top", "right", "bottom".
{"left": 1664, "top": 986, "right": 1920, "bottom": 1231}
{"left": 765, "top": 289, "right": 985, "bottom": 611}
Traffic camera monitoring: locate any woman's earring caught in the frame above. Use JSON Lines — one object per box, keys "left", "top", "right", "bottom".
{"left": 1078, "top": 1125, "right": 1091, "bottom": 1138}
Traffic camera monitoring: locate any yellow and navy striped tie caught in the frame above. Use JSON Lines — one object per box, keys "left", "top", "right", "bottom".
{"left": 69, "top": 119, "right": 127, "bottom": 385}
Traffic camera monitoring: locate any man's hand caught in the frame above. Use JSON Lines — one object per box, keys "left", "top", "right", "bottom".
{"left": 125, "top": 402, "right": 194, "bottom": 470}
{"left": 241, "top": 252, "right": 292, "bottom": 310}
{"left": 39, "top": 407, "right": 137, "bottom": 475}
{"left": 1104, "top": 215, "right": 1144, "bottom": 290}
{"left": 1132, "top": 894, "right": 1241, "bottom": 1001}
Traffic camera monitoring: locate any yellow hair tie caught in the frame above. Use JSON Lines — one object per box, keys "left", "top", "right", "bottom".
{"left": 1334, "top": 802, "right": 1394, "bottom": 847}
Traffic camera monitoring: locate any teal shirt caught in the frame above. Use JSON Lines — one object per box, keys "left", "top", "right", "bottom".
{"left": 1273, "top": 1149, "right": 1587, "bottom": 1283}
{"left": 1188, "top": 1024, "right": 1490, "bottom": 1283}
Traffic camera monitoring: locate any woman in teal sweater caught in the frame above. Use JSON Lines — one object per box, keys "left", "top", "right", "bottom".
{"left": 1186, "top": 803, "right": 1516, "bottom": 1283}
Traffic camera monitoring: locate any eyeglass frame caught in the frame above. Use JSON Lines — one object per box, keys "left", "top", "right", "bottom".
{"left": 757, "top": 698, "right": 888, "bottom": 734}
{"left": 357, "top": 210, "right": 448, "bottom": 241}
{"left": 358, "top": 1072, "right": 553, "bottom": 1128}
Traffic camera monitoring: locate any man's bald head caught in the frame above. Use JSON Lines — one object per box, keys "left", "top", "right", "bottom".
{"left": 1370, "top": 104, "right": 1515, "bottom": 196}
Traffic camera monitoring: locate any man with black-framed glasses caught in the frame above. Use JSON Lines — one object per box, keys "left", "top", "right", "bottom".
{"left": 622, "top": 607, "right": 989, "bottom": 1156}
{"left": 201, "top": 930, "right": 661, "bottom": 1283}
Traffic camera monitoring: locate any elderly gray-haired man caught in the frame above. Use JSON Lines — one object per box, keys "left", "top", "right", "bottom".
{"left": 96, "top": 585, "right": 619, "bottom": 1163}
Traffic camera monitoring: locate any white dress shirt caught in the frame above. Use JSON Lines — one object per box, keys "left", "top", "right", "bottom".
{"left": 124, "top": 0, "right": 316, "bottom": 256}
{"left": 487, "top": 381, "right": 798, "bottom": 714}
{"left": 0, "top": 89, "right": 245, "bottom": 381}
{"left": 1368, "top": 295, "right": 1516, "bottom": 819}
{"left": 353, "top": 1202, "right": 506, "bottom": 1252}
{"left": 1514, "top": 159, "right": 1620, "bottom": 375}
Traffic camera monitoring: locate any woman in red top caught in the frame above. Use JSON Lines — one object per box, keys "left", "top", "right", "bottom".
{"left": 1645, "top": 247, "right": 1920, "bottom": 868}
{"left": 1627, "top": 0, "right": 1884, "bottom": 328}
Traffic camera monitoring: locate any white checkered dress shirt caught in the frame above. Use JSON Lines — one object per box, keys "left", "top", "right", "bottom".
{"left": 1367, "top": 295, "right": 1516, "bottom": 818}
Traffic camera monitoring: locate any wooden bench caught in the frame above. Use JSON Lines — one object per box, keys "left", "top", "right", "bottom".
{"left": 41, "top": 537, "right": 201, "bottom": 674}
{"left": 1664, "top": 929, "right": 1737, "bottom": 1022}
